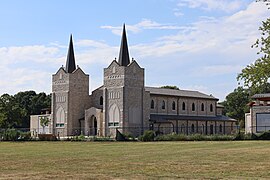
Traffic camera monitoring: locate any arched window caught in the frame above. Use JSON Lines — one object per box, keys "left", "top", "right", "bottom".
{"left": 201, "top": 103, "right": 204, "bottom": 111}
{"left": 172, "top": 101, "right": 176, "bottom": 110}
{"left": 192, "top": 103, "right": 195, "bottom": 111}
{"left": 210, "top": 104, "right": 213, "bottom": 112}
{"left": 151, "top": 100, "right": 155, "bottom": 109}
{"left": 100, "top": 96, "right": 103, "bottom": 105}
{"left": 219, "top": 124, "right": 222, "bottom": 133}
{"left": 182, "top": 102, "right": 186, "bottom": 110}
{"left": 162, "top": 100, "right": 165, "bottom": 109}
{"left": 56, "top": 106, "right": 65, "bottom": 127}
{"left": 191, "top": 124, "right": 195, "bottom": 133}
{"left": 108, "top": 104, "right": 120, "bottom": 126}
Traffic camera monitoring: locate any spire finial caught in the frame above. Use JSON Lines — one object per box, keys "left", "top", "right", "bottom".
{"left": 65, "top": 34, "right": 76, "bottom": 73}
{"left": 118, "top": 23, "right": 130, "bottom": 66}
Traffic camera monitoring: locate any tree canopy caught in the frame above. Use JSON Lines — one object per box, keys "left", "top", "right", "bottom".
{"left": 0, "top": 91, "right": 51, "bottom": 129}
{"left": 221, "top": 87, "right": 250, "bottom": 128}
{"left": 237, "top": 1, "right": 270, "bottom": 94}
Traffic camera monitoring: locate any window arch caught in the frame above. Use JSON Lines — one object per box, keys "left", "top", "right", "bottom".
{"left": 191, "top": 124, "right": 195, "bottom": 133}
{"left": 100, "top": 96, "right": 103, "bottom": 105}
{"left": 162, "top": 100, "right": 165, "bottom": 109}
{"left": 108, "top": 104, "right": 120, "bottom": 126}
{"left": 182, "top": 102, "right": 186, "bottom": 111}
{"left": 210, "top": 104, "right": 213, "bottom": 112}
{"left": 219, "top": 124, "right": 222, "bottom": 133}
{"left": 201, "top": 103, "right": 204, "bottom": 111}
{"left": 56, "top": 106, "right": 65, "bottom": 127}
{"left": 151, "top": 100, "right": 155, "bottom": 109}
{"left": 172, "top": 101, "right": 176, "bottom": 110}
{"left": 192, "top": 103, "right": 195, "bottom": 111}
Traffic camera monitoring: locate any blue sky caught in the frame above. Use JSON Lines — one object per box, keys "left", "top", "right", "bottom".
{"left": 0, "top": 0, "right": 269, "bottom": 101}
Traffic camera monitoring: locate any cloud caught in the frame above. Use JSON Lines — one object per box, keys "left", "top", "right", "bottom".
{"left": 101, "top": 19, "right": 187, "bottom": 35}
{"left": 177, "top": 0, "right": 246, "bottom": 13}
{"left": 174, "top": 11, "right": 184, "bottom": 17}
{"left": 0, "top": 1, "right": 268, "bottom": 101}
{"left": 0, "top": 45, "right": 61, "bottom": 65}
{"left": 132, "top": 1, "right": 269, "bottom": 59}
{"left": 191, "top": 65, "right": 244, "bottom": 77}
{"left": 0, "top": 39, "right": 118, "bottom": 95}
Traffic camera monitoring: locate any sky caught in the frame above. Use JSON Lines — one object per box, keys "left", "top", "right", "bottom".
{"left": 0, "top": 0, "right": 269, "bottom": 101}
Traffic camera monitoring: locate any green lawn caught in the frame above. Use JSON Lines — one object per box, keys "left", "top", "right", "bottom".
{"left": 0, "top": 141, "right": 270, "bottom": 179}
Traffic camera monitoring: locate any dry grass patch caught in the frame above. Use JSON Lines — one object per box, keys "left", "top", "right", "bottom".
{"left": 0, "top": 141, "right": 270, "bottom": 179}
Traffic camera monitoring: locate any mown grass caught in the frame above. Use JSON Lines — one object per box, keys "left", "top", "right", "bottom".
{"left": 0, "top": 141, "right": 270, "bottom": 179}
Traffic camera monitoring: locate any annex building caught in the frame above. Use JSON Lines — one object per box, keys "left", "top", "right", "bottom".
{"left": 245, "top": 93, "right": 270, "bottom": 134}
{"left": 30, "top": 25, "right": 236, "bottom": 137}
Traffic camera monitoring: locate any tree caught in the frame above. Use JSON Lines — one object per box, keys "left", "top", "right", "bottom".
{"left": 221, "top": 87, "right": 250, "bottom": 128}
{"left": 0, "top": 94, "right": 26, "bottom": 128}
{"left": 40, "top": 116, "right": 50, "bottom": 134}
{"left": 14, "top": 91, "right": 51, "bottom": 128}
{"left": 237, "top": 1, "right": 270, "bottom": 94}
{"left": 160, "top": 85, "right": 180, "bottom": 90}
{"left": 0, "top": 91, "right": 51, "bottom": 129}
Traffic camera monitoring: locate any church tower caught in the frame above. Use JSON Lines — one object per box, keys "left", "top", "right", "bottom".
{"left": 103, "top": 25, "right": 147, "bottom": 136}
{"left": 51, "top": 35, "right": 90, "bottom": 136}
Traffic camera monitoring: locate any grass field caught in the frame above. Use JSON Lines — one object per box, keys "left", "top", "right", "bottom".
{"left": 1, "top": 141, "right": 270, "bottom": 179}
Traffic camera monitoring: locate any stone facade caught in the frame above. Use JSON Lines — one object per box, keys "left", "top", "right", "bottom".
{"left": 30, "top": 27, "right": 236, "bottom": 137}
{"left": 51, "top": 67, "right": 90, "bottom": 136}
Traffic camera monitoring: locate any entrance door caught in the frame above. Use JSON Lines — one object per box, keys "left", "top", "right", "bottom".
{"left": 89, "top": 116, "right": 98, "bottom": 136}
{"left": 210, "top": 125, "right": 214, "bottom": 135}
{"left": 94, "top": 119, "right": 97, "bottom": 135}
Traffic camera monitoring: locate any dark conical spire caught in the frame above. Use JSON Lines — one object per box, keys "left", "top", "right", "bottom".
{"left": 118, "top": 24, "right": 130, "bottom": 66}
{"left": 65, "top": 34, "right": 76, "bottom": 73}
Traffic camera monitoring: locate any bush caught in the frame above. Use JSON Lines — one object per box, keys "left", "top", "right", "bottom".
{"left": 139, "top": 130, "right": 155, "bottom": 141}
{"left": 19, "top": 131, "right": 32, "bottom": 141}
{"left": 207, "top": 134, "right": 234, "bottom": 141}
{"left": 234, "top": 132, "right": 245, "bottom": 140}
{"left": 92, "top": 137, "right": 115, "bottom": 142}
{"left": 155, "top": 133, "right": 187, "bottom": 141}
{"left": 233, "top": 132, "right": 257, "bottom": 140}
{"left": 188, "top": 134, "right": 205, "bottom": 141}
{"left": 1, "top": 129, "right": 20, "bottom": 141}
{"left": 122, "top": 133, "right": 136, "bottom": 141}
{"left": 257, "top": 131, "right": 270, "bottom": 140}
{"left": 78, "top": 134, "right": 85, "bottom": 141}
{"left": 154, "top": 133, "right": 235, "bottom": 141}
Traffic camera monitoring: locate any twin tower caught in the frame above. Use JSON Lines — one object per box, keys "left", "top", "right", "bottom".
{"left": 51, "top": 25, "right": 149, "bottom": 137}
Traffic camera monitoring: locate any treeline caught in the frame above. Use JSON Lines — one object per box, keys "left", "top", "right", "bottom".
{"left": 221, "top": 84, "right": 270, "bottom": 128}
{"left": 0, "top": 91, "right": 51, "bottom": 129}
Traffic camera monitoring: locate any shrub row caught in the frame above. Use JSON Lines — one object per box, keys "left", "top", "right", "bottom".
{"left": 0, "top": 129, "right": 31, "bottom": 141}
{"left": 136, "top": 130, "right": 270, "bottom": 142}
{"left": 136, "top": 130, "right": 235, "bottom": 142}
{"left": 2, "top": 129, "right": 270, "bottom": 142}
{"left": 67, "top": 135, "right": 114, "bottom": 142}
{"left": 235, "top": 131, "right": 270, "bottom": 140}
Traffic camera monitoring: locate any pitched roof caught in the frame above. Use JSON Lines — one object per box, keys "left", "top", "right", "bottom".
{"left": 150, "top": 114, "right": 236, "bottom": 122}
{"left": 118, "top": 24, "right": 130, "bottom": 66}
{"left": 252, "top": 93, "right": 270, "bottom": 99}
{"left": 65, "top": 34, "right": 76, "bottom": 73}
{"left": 145, "top": 87, "right": 218, "bottom": 100}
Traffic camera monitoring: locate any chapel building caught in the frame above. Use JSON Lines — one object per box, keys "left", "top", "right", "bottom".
{"left": 30, "top": 25, "right": 236, "bottom": 137}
